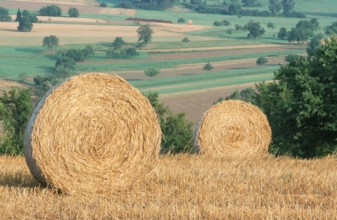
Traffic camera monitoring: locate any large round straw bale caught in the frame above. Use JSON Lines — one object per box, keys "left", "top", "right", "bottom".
{"left": 194, "top": 100, "right": 271, "bottom": 157}
{"left": 24, "top": 73, "right": 161, "bottom": 194}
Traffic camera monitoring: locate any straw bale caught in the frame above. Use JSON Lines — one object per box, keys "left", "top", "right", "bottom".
{"left": 194, "top": 100, "right": 271, "bottom": 157}
{"left": 24, "top": 73, "right": 161, "bottom": 194}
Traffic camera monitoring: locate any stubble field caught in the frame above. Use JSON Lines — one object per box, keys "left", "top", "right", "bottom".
{"left": 0, "top": 155, "right": 336, "bottom": 219}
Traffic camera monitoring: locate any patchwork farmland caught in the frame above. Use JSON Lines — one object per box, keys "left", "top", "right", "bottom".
{"left": 0, "top": 0, "right": 314, "bottom": 122}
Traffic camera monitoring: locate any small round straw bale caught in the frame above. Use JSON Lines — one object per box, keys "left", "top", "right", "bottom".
{"left": 24, "top": 73, "right": 161, "bottom": 194}
{"left": 194, "top": 100, "right": 271, "bottom": 157}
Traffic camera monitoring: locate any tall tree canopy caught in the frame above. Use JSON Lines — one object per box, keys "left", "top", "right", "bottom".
{"left": 0, "top": 7, "right": 11, "bottom": 21}
{"left": 137, "top": 24, "right": 153, "bottom": 47}
{"left": 42, "top": 35, "right": 59, "bottom": 52}
{"left": 282, "top": 0, "right": 295, "bottom": 16}
{"left": 256, "top": 37, "right": 337, "bottom": 158}
{"left": 268, "top": 0, "right": 282, "bottom": 15}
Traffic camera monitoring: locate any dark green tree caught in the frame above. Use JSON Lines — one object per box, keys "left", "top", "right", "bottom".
{"left": 255, "top": 36, "right": 337, "bottom": 158}
{"left": 285, "top": 54, "right": 300, "bottom": 63}
{"left": 213, "top": 21, "right": 221, "bottom": 26}
{"left": 281, "top": 0, "right": 295, "bottom": 16}
{"left": 42, "top": 35, "right": 59, "bottom": 52}
{"left": 296, "top": 19, "right": 319, "bottom": 32}
{"left": 15, "top": 8, "right": 22, "bottom": 22}
{"left": 203, "top": 62, "right": 213, "bottom": 71}
{"left": 39, "top": 5, "right": 62, "bottom": 16}
{"left": 55, "top": 56, "right": 75, "bottom": 78}
{"left": 228, "top": 2, "right": 241, "bottom": 15}
{"left": 242, "top": 0, "right": 259, "bottom": 7}
{"left": 256, "top": 56, "right": 268, "bottom": 65}
{"left": 112, "top": 37, "right": 126, "bottom": 50}
{"left": 0, "top": 89, "right": 33, "bottom": 155}
{"left": 182, "top": 37, "right": 190, "bottom": 43}
{"left": 0, "top": 7, "right": 11, "bottom": 21}
{"left": 33, "top": 74, "right": 61, "bottom": 97}
{"left": 137, "top": 24, "right": 153, "bottom": 46}
{"left": 68, "top": 7, "right": 79, "bottom": 17}
{"left": 267, "top": 22, "right": 275, "bottom": 29}
{"left": 214, "top": 87, "right": 257, "bottom": 105}
{"left": 278, "top": 27, "right": 287, "bottom": 39}
{"left": 17, "top": 15, "right": 33, "bottom": 32}
{"left": 144, "top": 68, "right": 160, "bottom": 77}
{"left": 145, "top": 92, "right": 194, "bottom": 154}
{"left": 306, "top": 34, "right": 324, "bottom": 55}
{"left": 124, "top": 47, "right": 138, "bottom": 57}
{"left": 245, "top": 21, "right": 265, "bottom": 39}
{"left": 287, "top": 27, "right": 313, "bottom": 43}
{"left": 268, "top": 0, "right": 282, "bottom": 15}
{"left": 22, "top": 10, "right": 38, "bottom": 23}
{"left": 325, "top": 21, "right": 337, "bottom": 35}
{"left": 177, "top": 18, "right": 185, "bottom": 24}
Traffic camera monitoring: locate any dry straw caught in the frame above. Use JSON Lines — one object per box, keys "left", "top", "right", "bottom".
{"left": 194, "top": 100, "right": 271, "bottom": 157}
{"left": 24, "top": 73, "right": 161, "bottom": 194}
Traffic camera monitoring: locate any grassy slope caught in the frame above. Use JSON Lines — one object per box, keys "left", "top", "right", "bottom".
{"left": 0, "top": 155, "right": 336, "bottom": 219}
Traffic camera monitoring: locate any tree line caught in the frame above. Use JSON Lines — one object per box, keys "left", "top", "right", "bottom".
{"left": 0, "top": 6, "right": 80, "bottom": 32}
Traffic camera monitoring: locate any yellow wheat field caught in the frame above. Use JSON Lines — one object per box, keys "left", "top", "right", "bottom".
{"left": 0, "top": 154, "right": 336, "bottom": 219}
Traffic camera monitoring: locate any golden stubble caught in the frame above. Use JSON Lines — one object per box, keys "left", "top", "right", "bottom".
{"left": 0, "top": 154, "right": 336, "bottom": 219}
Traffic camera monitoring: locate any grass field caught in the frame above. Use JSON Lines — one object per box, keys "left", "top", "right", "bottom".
{"left": 0, "top": 155, "right": 336, "bottom": 219}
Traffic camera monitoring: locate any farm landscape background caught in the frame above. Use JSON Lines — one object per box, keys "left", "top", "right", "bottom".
{"left": 1, "top": 0, "right": 325, "bottom": 122}
{"left": 0, "top": 0, "right": 336, "bottom": 219}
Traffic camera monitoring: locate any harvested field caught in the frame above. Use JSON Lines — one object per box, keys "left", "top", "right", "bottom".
{"left": 0, "top": 155, "right": 336, "bottom": 219}
{"left": 0, "top": 22, "right": 209, "bottom": 46}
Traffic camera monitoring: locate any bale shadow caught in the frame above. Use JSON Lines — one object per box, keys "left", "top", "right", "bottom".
{"left": 0, "top": 173, "right": 40, "bottom": 188}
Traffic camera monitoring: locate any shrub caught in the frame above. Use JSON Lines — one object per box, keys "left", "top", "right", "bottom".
{"left": 267, "top": 22, "right": 275, "bottom": 29}
{"left": 61, "top": 46, "right": 95, "bottom": 62}
{"left": 144, "top": 68, "right": 160, "bottom": 77}
{"left": 256, "top": 56, "right": 268, "bottom": 65}
{"left": 177, "top": 18, "right": 186, "bottom": 24}
{"left": 100, "top": 2, "right": 108, "bottom": 7}
{"left": 68, "top": 8, "right": 79, "bottom": 17}
{"left": 117, "top": 1, "right": 135, "bottom": 9}
{"left": 182, "top": 37, "right": 190, "bottom": 43}
{"left": 203, "top": 62, "right": 213, "bottom": 71}
{"left": 145, "top": 92, "right": 194, "bottom": 154}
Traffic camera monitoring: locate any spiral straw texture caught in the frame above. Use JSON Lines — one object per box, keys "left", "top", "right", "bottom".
{"left": 194, "top": 100, "right": 271, "bottom": 157}
{"left": 24, "top": 73, "right": 161, "bottom": 194}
